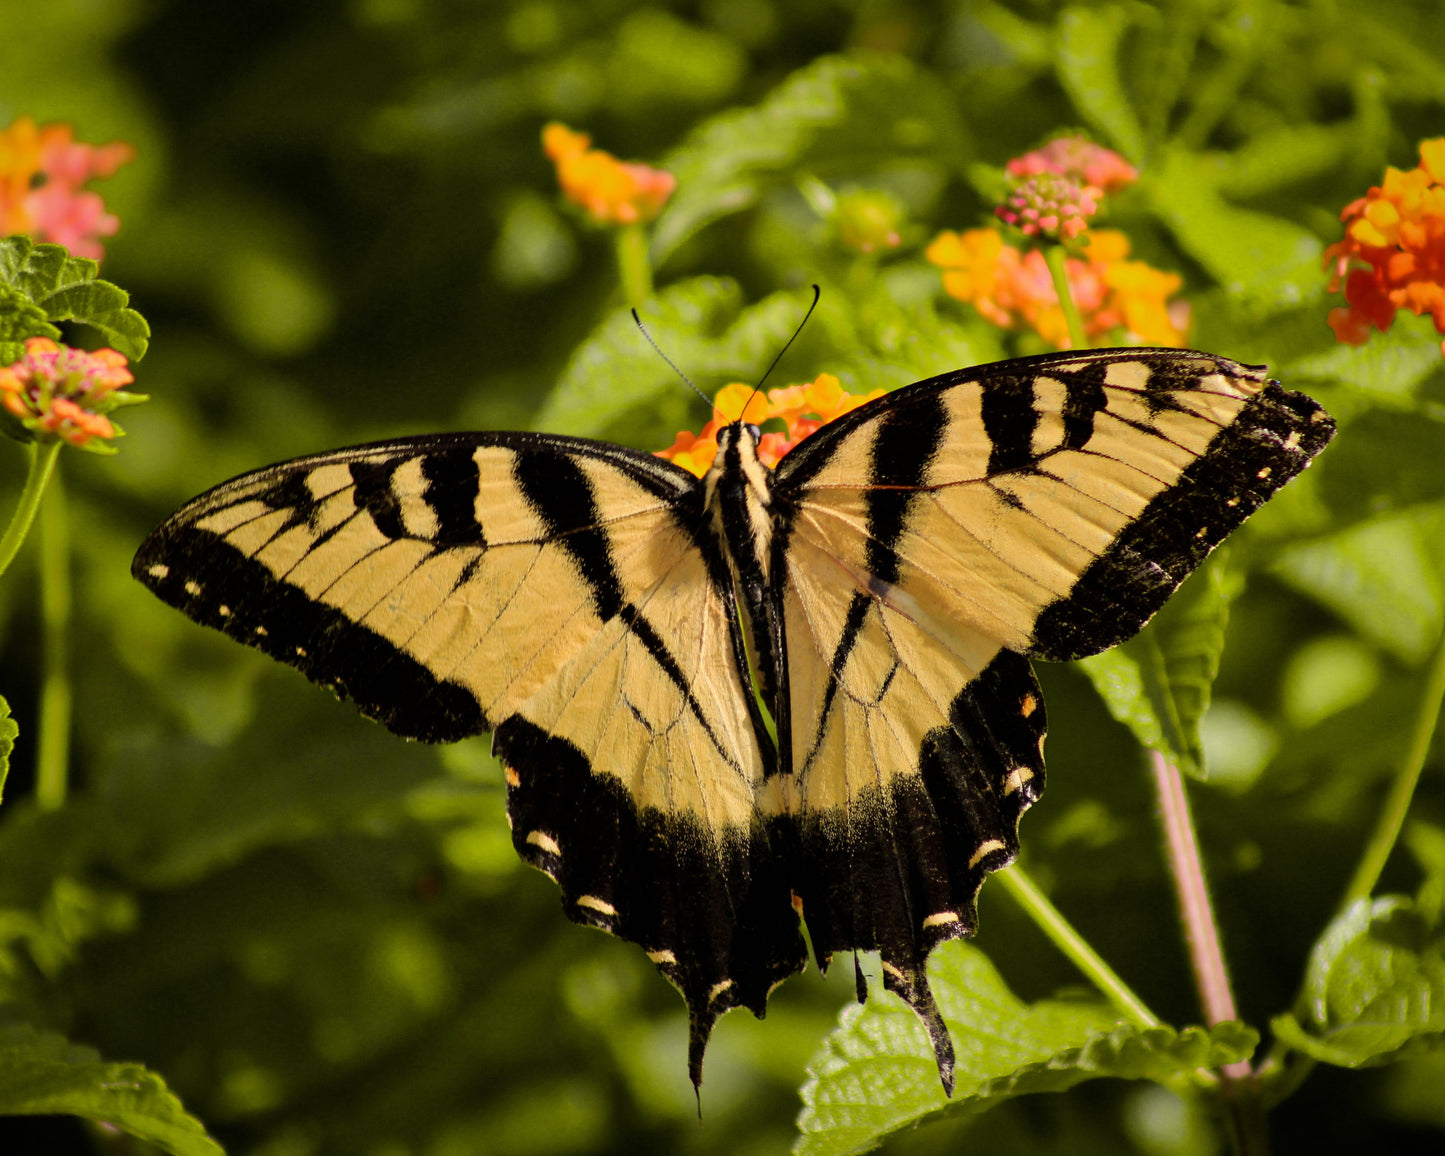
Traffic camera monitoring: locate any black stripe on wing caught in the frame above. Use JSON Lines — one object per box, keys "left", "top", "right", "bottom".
{"left": 1029, "top": 377, "right": 1335, "bottom": 660}
{"left": 135, "top": 521, "right": 490, "bottom": 742}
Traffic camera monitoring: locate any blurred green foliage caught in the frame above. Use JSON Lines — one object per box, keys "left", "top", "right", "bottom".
{"left": 2, "top": 0, "right": 1445, "bottom": 1152}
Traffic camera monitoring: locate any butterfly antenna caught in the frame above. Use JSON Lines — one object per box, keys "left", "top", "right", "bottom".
{"left": 745, "top": 283, "right": 821, "bottom": 415}
{"left": 632, "top": 309, "right": 712, "bottom": 409}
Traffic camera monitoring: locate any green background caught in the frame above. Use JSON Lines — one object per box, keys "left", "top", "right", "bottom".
{"left": 3, "top": 0, "right": 1445, "bottom": 1152}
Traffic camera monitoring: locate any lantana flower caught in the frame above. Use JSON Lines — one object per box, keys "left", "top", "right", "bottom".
{"left": 1324, "top": 138, "right": 1445, "bottom": 358}
{"left": 0, "top": 337, "right": 139, "bottom": 450}
{"left": 1006, "top": 135, "right": 1138, "bottom": 193}
{"left": 543, "top": 123, "right": 675, "bottom": 226}
{"left": 927, "top": 227, "right": 1187, "bottom": 349}
{"left": 657, "top": 373, "right": 886, "bottom": 477}
{"left": 995, "top": 136, "right": 1136, "bottom": 247}
{"left": 0, "top": 117, "right": 134, "bottom": 259}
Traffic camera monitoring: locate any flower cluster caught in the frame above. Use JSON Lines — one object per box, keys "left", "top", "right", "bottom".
{"left": 1324, "top": 139, "right": 1445, "bottom": 357}
{"left": 995, "top": 136, "right": 1137, "bottom": 245}
{"left": 657, "top": 373, "right": 886, "bottom": 477}
{"left": 927, "top": 227, "right": 1187, "bottom": 349}
{"left": 1005, "top": 136, "right": 1138, "bottom": 193}
{"left": 0, "top": 117, "right": 134, "bottom": 260}
{"left": 543, "top": 123, "right": 676, "bottom": 226}
{"left": 0, "top": 337, "right": 135, "bottom": 448}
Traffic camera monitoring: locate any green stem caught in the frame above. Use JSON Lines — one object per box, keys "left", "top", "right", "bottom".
{"left": 36, "top": 467, "right": 71, "bottom": 811}
{"left": 1339, "top": 625, "right": 1445, "bottom": 909}
{"left": 615, "top": 223, "right": 653, "bottom": 307}
{"left": 1044, "top": 245, "right": 1089, "bottom": 351}
{"left": 0, "top": 440, "right": 62, "bottom": 579}
{"left": 996, "top": 862, "right": 1160, "bottom": 1028}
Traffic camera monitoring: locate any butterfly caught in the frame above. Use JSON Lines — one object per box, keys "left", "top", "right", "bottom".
{"left": 132, "top": 347, "right": 1334, "bottom": 1094}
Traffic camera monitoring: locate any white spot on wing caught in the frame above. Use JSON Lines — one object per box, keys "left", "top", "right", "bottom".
{"left": 576, "top": 894, "right": 617, "bottom": 917}
{"left": 1002, "top": 766, "right": 1034, "bottom": 796}
{"left": 148, "top": 563, "right": 170, "bottom": 579}
{"left": 922, "top": 911, "right": 959, "bottom": 929}
{"left": 708, "top": 979, "right": 734, "bottom": 1004}
{"left": 968, "top": 838, "right": 1008, "bottom": 869}
{"left": 647, "top": 948, "right": 677, "bottom": 965}
{"left": 526, "top": 830, "right": 560, "bottom": 856}
{"left": 184, "top": 580, "right": 202, "bottom": 596}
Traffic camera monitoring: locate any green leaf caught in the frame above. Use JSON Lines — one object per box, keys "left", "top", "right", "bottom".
{"left": 1055, "top": 5, "right": 1145, "bottom": 160}
{"left": 0, "top": 282, "right": 62, "bottom": 366}
{"left": 1285, "top": 310, "right": 1445, "bottom": 405}
{"left": 1316, "top": 408, "right": 1445, "bottom": 523}
{"left": 1076, "top": 555, "right": 1240, "bottom": 779}
{"left": 1271, "top": 895, "right": 1445, "bottom": 1069}
{"left": 794, "top": 942, "right": 1256, "bottom": 1155}
{"left": 0, "top": 694, "right": 14, "bottom": 805}
{"left": 532, "top": 276, "right": 819, "bottom": 443}
{"left": 0, "top": 236, "right": 150, "bottom": 360}
{"left": 1146, "top": 146, "right": 1323, "bottom": 312}
{"left": 1273, "top": 510, "right": 1445, "bottom": 664}
{"left": 0, "top": 1024, "right": 223, "bottom": 1156}
{"left": 653, "top": 55, "right": 966, "bottom": 265}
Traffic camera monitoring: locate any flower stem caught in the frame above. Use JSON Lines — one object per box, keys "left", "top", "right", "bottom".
{"left": 36, "top": 467, "right": 71, "bottom": 811}
{"left": 1338, "top": 625, "right": 1445, "bottom": 910}
{"left": 1044, "top": 244, "right": 1089, "bottom": 350}
{"left": 996, "top": 862, "right": 1160, "bottom": 1028}
{"left": 615, "top": 223, "right": 653, "bottom": 307}
{"left": 0, "top": 440, "right": 62, "bottom": 579}
{"left": 1150, "top": 749, "right": 1267, "bottom": 1155}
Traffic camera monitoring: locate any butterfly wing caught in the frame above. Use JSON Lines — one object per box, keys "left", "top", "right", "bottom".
{"left": 769, "top": 348, "right": 1335, "bottom": 1082}
{"left": 133, "top": 431, "right": 807, "bottom": 1080}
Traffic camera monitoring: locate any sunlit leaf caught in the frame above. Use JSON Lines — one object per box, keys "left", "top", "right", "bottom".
{"left": 653, "top": 55, "right": 965, "bottom": 264}
{"left": 1147, "top": 146, "right": 1323, "bottom": 311}
{"left": 0, "top": 1025, "right": 223, "bottom": 1156}
{"left": 794, "top": 941, "right": 1256, "bottom": 1155}
{"left": 1272, "top": 895, "right": 1445, "bottom": 1068}
{"left": 0, "top": 695, "right": 14, "bottom": 804}
{"left": 1056, "top": 5, "right": 1144, "bottom": 159}
{"left": 0, "top": 237, "right": 149, "bottom": 360}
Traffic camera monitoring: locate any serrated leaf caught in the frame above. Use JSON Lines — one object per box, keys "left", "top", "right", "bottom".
{"left": 1147, "top": 146, "right": 1323, "bottom": 311}
{"left": 1076, "top": 555, "right": 1240, "bottom": 779}
{"left": 653, "top": 55, "right": 965, "bottom": 265}
{"left": 0, "top": 1024, "right": 223, "bottom": 1156}
{"left": 0, "top": 694, "right": 15, "bottom": 804}
{"left": 794, "top": 941, "right": 1256, "bottom": 1155}
{"left": 1055, "top": 5, "right": 1145, "bottom": 160}
{"left": 0, "top": 282, "right": 62, "bottom": 365}
{"left": 533, "top": 276, "right": 819, "bottom": 441}
{"left": 0, "top": 236, "right": 149, "bottom": 360}
{"left": 1272, "top": 895, "right": 1445, "bottom": 1069}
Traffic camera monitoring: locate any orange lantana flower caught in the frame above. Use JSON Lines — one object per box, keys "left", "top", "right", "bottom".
{"left": 543, "top": 123, "right": 675, "bottom": 227}
{"left": 1324, "top": 138, "right": 1445, "bottom": 358}
{"left": 656, "top": 373, "right": 886, "bottom": 477}
{"left": 0, "top": 117, "right": 134, "bottom": 259}
{"left": 927, "top": 227, "right": 1187, "bottom": 349}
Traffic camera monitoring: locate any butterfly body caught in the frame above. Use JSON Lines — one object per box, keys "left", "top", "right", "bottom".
{"left": 134, "top": 347, "right": 1335, "bottom": 1093}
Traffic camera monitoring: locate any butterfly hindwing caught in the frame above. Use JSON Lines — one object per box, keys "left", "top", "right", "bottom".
{"left": 133, "top": 431, "right": 808, "bottom": 1080}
